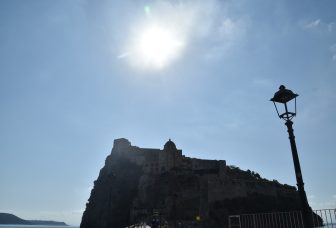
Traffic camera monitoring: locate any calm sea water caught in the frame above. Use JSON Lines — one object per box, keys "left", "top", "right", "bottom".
{"left": 0, "top": 226, "right": 78, "bottom": 228}
{"left": 0, "top": 225, "right": 335, "bottom": 228}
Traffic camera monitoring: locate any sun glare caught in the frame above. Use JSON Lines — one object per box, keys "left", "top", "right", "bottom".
{"left": 134, "top": 25, "right": 184, "bottom": 69}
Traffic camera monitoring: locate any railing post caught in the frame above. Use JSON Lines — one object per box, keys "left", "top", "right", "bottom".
{"left": 253, "top": 214, "right": 256, "bottom": 228}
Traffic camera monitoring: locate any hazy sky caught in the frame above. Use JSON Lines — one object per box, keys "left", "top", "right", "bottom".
{"left": 1, "top": 0, "right": 336, "bottom": 226}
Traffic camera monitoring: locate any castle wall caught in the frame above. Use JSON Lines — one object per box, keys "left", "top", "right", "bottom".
{"left": 191, "top": 158, "right": 226, "bottom": 171}
{"left": 111, "top": 138, "right": 227, "bottom": 176}
{"left": 111, "top": 139, "right": 188, "bottom": 174}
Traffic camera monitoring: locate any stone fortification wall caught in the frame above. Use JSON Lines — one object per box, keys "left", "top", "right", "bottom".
{"left": 191, "top": 158, "right": 226, "bottom": 175}
{"left": 111, "top": 138, "right": 186, "bottom": 174}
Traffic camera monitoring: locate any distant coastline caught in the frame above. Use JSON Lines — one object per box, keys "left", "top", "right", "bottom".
{"left": 0, "top": 213, "right": 68, "bottom": 226}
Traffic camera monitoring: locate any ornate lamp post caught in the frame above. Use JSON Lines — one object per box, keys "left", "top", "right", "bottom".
{"left": 270, "top": 85, "right": 313, "bottom": 228}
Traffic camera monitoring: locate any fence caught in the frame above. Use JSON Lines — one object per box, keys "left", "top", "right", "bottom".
{"left": 228, "top": 209, "right": 336, "bottom": 228}
{"left": 313, "top": 209, "right": 336, "bottom": 227}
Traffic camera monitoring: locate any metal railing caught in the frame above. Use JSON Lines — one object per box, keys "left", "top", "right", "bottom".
{"left": 228, "top": 209, "right": 336, "bottom": 228}
{"left": 313, "top": 209, "right": 336, "bottom": 228}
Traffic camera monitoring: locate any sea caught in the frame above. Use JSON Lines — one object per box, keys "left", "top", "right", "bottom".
{"left": 0, "top": 225, "right": 335, "bottom": 228}
{"left": 0, "top": 226, "right": 78, "bottom": 228}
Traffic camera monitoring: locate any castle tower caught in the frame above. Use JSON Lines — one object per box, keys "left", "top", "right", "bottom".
{"left": 163, "top": 139, "right": 181, "bottom": 169}
{"left": 112, "top": 138, "right": 131, "bottom": 155}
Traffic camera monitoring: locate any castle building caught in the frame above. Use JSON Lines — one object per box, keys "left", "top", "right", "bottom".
{"left": 80, "top": 138, "right": 301, "bottom": 228}
{"left": 111, "top": 138, "right": 226, "bottom": 175}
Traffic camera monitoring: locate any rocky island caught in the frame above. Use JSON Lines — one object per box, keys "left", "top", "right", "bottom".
{"left": 80, "top": 138, "right": 304, "bottom": 228}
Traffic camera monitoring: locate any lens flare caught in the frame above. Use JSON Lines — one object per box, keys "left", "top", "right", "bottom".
{"left": 144, "top": 6, "right": 151, "bottom": 16}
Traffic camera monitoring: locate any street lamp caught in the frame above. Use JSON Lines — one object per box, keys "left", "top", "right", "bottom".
{"left": 270, "top": 85, "right": 313, "bottom": 228}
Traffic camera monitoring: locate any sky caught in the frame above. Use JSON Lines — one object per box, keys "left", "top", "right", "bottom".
{"left": 0, "top": 0, "right": 336, "bottom": 226}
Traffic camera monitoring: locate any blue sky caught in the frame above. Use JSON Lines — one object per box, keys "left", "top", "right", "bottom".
{"left": 1, "top": 0, "right": 335, "bottom": 226}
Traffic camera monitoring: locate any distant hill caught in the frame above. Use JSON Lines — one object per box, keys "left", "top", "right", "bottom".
{"left": 0, "top": 213, "right": 29, "bottom": 225}
{"left": 0, "top": 213, "right": 68, "bottom": 226}
{"left": 27, "top": 220, "right": 68, "bottom": 226}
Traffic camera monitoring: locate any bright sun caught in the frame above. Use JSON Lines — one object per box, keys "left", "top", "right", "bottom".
{"left": 133, "top": 25, "right": 184, "bottom": 69}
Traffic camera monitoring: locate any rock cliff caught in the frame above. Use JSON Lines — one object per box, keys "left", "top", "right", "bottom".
{"left": 80, "top": 139, "right": 302, "bottom": 228}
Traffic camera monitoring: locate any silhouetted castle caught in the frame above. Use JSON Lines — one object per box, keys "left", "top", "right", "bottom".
{"left": 81, "top": 138, "right": 301, "bottom": 228}
{"left": 113, "top": 138, "right": 226, "bottom": 174}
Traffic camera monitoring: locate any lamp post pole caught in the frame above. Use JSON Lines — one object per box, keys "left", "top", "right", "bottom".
{"left": 271, "top": 85, "right": 313, "bottom": 228}
{"left": 285, "top": 120, "right": 312, "bottom": 228}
